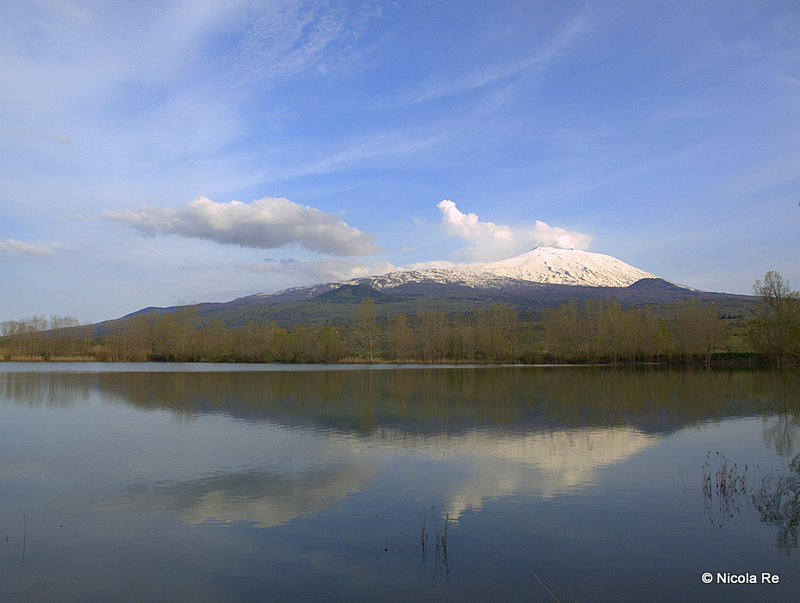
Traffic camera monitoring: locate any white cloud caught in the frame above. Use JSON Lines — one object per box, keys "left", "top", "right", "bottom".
{"left": 105, "top": 196, "right": 379, "bottom": 256}
{"left": 238, "top": 257, "right": 396, "bottom": 282}
{"left": 437, "top": 200, "right": 592, "bottom": 260}
{"left": 0, "top": 238, "right": 57, "bottom": 257}
{"left": 402, "top": 259, "right": 458, "bottom": 270}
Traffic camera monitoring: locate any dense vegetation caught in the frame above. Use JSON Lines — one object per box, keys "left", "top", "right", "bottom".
{"left": 1, "top": 272, "right": 797, "bottom": 365}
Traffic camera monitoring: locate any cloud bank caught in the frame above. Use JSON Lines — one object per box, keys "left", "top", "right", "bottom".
{"left": 105, "top": 197, "right": 379, "bottom": 256}
{"left": 437, "top": 200, "right": 591, "bottom": 260}
{"left": 240, "top": 257, "right": 396, "bottom": 283}
{"left": 0, "top": 238, "right": 57, "bottom": 257}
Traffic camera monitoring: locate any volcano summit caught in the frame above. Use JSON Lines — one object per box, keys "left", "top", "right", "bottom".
{"left": 250, "top": 246, "right": 665, "bottom": 303}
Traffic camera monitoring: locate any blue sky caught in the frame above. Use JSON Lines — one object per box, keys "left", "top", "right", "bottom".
{"left": 1, "top": 0, "right": 799, "bottom": 322}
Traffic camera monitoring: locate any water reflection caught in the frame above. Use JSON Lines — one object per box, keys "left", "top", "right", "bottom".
{"left": 378, "top": 426, "right": 656, "bottom": 511}
{"left": 753, "top": 454, "right": 800, "bottom": 555}
{"left": 89, "top": 423, "right": 655, "bottom": 528}
{"left": 2, "top": 366, "right": 798, "bottom": 429}
{"left": 0, "top": 460, "right": 46, "bottom": 480}
{"left": 3, "top": 366, "right": 799, "bottom": 526}
{"left": 703, "top": 450, "right": 800, "bottom": 556}
{"left": 702, "top": 416, "right": 800, "bottom": 556}
{"left": 3, "top": 366, "right": 800, "bottom": 600}
{"left": 418, "top": 506, "right": 451, "bottom": 589}
{"left": 762, "top": 414, "right": 800, "bottom": 458}
{"left": 97, "top": 465, "right": 377, "bottom": 528}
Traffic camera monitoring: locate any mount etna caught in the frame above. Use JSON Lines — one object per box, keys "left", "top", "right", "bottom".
{"left": 112, "top": 247, "right": 756, "bottom": 329}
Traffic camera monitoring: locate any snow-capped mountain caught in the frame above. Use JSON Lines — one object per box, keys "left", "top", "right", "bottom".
{"left": 253, "top": 246, "right": 661, "bottom": 302}
{"left": 117, "top": 246, "right": 753, "bottom": 330}
{"left": 480, "top": 247, "right": 657, "bottom": 287}
{"left": 378, "top": 246, "right": 656, "bottom": 289}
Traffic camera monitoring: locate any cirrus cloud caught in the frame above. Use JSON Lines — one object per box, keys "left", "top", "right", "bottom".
{"left": 105, "top": 196, "right": 380, "bottom": 256}
{"left": 437, "top": 200, "right": 591, "bottom": 261}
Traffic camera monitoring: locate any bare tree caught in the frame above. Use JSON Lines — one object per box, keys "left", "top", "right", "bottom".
{"left": 355, "top": 298, "right": 378, "bottom": 362}
{"left": 751, "top": 271, "right": 800, "bottom": 364}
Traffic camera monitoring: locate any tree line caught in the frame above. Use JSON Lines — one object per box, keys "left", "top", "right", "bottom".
{"left": 541, "top": 298, "right": 726, "bottom": 364}
{"left": 0, "top": 315, "right": 94, "bottom": 360}
{"left": 0, "top": 298, "right": 737, "bottom": 364}
{"left": 1, "top": 271, "right": 797, "bottom": 365}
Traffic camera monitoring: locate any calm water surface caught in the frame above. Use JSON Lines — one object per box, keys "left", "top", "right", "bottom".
{"left": 1, "top": 363, "right": 799, "bottom": 601}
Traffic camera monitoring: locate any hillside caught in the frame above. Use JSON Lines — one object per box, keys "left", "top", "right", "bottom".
{"left": 103, "top": 247, "right": 757, "bottom": 330}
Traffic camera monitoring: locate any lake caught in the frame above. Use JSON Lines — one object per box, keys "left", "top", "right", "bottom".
{"left": 1, "top": 363, "right": 798, "bottom": 601}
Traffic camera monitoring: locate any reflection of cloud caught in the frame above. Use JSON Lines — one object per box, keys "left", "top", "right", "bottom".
{"left": 0, "top": 461, "right": 47, "bottom": 480}
{"left": 97, "top": 465, "right": 376, "bottom": 528}
{"left": 94, "top": 425, "right": 654, "bottom": 529}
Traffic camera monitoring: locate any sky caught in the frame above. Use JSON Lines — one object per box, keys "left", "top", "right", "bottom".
{"left": 1, "top": 0, "right": 799, "bottom": 323}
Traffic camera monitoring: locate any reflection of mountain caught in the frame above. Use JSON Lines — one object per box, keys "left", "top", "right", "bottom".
{"left": 95, "top": 424, "right": 655, "bottom": 527}
{"left": 97, "top": 465, "right": 376, "bottom": 528}
{"left": 380, "top": 426, "right": 657, "bottom": 512}
{"left": 389, "top": 426, "right": 655, "bottom": 473}
{"left": 4, "top": 366, "right": 799, "bottom": 529}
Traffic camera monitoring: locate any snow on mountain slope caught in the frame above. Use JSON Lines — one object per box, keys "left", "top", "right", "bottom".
{"left": 255, "top": 246, "right": 660, "bottom": 301}
{"left": 353, "top": 247, "right": 656, "bottom": 290}
{"left": 480, "top": 247, "right": 656, "bottom": 287}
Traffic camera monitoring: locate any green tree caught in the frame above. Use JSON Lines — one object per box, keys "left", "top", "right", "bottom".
{"left": 318, "top": 326, "right": 344, "bottom": 362}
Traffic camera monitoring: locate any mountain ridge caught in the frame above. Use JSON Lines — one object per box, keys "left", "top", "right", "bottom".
{"left": 107, "top": 247, "right": 756, "bottom": 330}
{"left": 244, "top": 246, "right": 667, "bottom": 305}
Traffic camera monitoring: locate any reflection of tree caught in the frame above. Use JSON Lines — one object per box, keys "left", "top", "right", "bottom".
{"left": 90, "top": 367, "right": 800, "bottom": 432}
{"left": 762, "top": 415, "right": 800, "bottom": 459}
{"left": 752, "top": 454, "right": 800, "bottom": 555}
{"left": 0, "top": 371, "right": 87, "bottom": 408}
{"left": 761, "top": 370, "right": 800, "bottom": 458}
{"left": 2, "top": 368, "right": 799, "bottom": 433}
